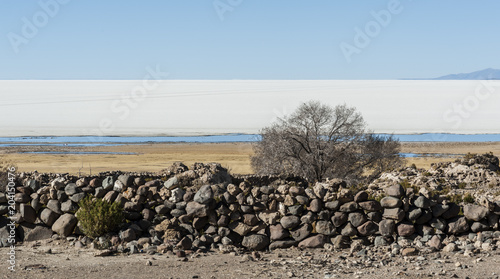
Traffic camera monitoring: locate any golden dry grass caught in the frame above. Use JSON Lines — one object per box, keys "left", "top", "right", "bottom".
{"left": 1, "top": 142, "right": 499, "bottom": 175}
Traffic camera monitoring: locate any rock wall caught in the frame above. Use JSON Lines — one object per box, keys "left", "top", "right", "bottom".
{"left": 1, "top": 160, "right": 500, "bottom": 254}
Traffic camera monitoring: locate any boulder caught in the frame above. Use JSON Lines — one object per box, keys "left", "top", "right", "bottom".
{"left": 194, "top": 185, "right": 213, "bottom": 204}
{"left": 315, "top": 221, "right": 335, "bottom": 236}
{"left": 464, "top": 204, "right": 489, "bottom": 221}
{"left": 24, "top": 226, "right": 53, "bottom": 242}
{"left": 40, "top": 208, "right": 59, "bottom": 227}
{"left": 397, "top": 222, "right": 415, "bottom": 236}
{"left": 331, "top": 212, "right": 348, "bottom": 227}
{"left": 414, "top": 196, "right": 431, "bottom": 209}
{"left": 298, "top": 234, "right": 328, "bottom": 248}
{"left": 380, "top": 196, "right": 402, "bottom": 208}
{"left": 348, "top": 212, "right": 367, "bottom": 227}
{"left": 447, "top": 217, "right": 470, "bottom": 235}
{"left": 379, "top": 219, "right": 396, "bottom": 236}
{"left": 357, "top": 221, "right": 378, "bottom": 236}
{"left": 383, "top": 208, "right": 405, "bottom": 222}
{"left": 291, "top": 224, "right": 312, "bottom": 241}
{"left": 385, "top": 184, "right": 405, "bottom": 198}
{"left": 51, "top": 214, "right": 77, "bottom": 237}
{"left": 280, "top": 215, "right": 301, "bottom": 230}
{"left": 185, "top": 202, "right": 209, "bottom": 218}
{"left": 358, "top": 201, "right": 381, "bottom": 212}
{"left": 242, "top": 234, "right": 269, "bottom": 251}
{"left": 269, "top": 224, "right": 289, "bottom": 241}
{"left": 20, "top": 204, "right": 37, "bottom": 224}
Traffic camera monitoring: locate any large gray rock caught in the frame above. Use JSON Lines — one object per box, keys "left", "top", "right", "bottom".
{"left": 242, "top": 234, "right": 269, "bottom": 251}
{"left": 380, "top": 196, "right": 402, "bottom": 208}
{"left": 429, "top": 218, "right": 447, "bottom": 231}
{"left": 24, "top": 226, "right": 53, "bottom": 242}
{"left": 269, "top": 224, "right": 289, "bottom": 241}
{"left": 185, "top": 202, "right": 209, "bottom": 218}
{"left": 164, "top": 176, "right": 179, "bottom": 190}
{"left": 332, "top": 235, "right": 351, "bottom": 249}
{"left": 61, "top": 200, "right": 78, "bottom": 213}
{"left": 51, "top": 177, "right": 66, "bottom": 190}
{"left": 357, "top": 221, "right": 378, "bottom": 236}
{"left": 464, "top": 204, "right": 489, "bottom": 221}
{"left": 385, "top": 184, "right": 405, "bottom": 198}
{"left": 315, "top": 221, "right": 335, "bottom": 236}
{"left": 407, "top": 208, "right": 423, "bottom": 221}
{"left": 118, "top": 174, "right": 134, "bottom": 188}
{"left": 348, "top": 212, "right": 367, "bottom": 227}
{"left": 20, "top": 204, "right": 36, "bottom": 224}
{"left": 47, "top": 200, "right": 63, "bottom": 215}
{"left": 269, "top": 240, "right": 297, "bottom": 250}
{"left": 64, "top": 183, "right": 78, "bottom": 196}
{"left": 298, "top": 234, "right": 328, "bottom": 248}
{"left": 280, "top": 215, "right": 301, "bottom": 230}
{"left": 379, "top": 219, "right": 396, "bottom": 236}
{"left": 51, "top": 214, "right": 77, "bottom": 237}
{"left": 40, "top": 208, "right": 59, "bottom": 227}
{"left": 383, "top": 208, "right": 405, "bottom": 222}
{"left": 397, "top": 222, "right": 415, "bottom": 237}
{"left": 291, "top": 224, "right": 312, "bottom": 241}
{"left": 308, "top": 199, "right": 323, "bottom": 213}
{"left": 340, "top": 223, "right": 357, "bottom": 236}
{"left": 113, "top": 180, "right": 125, "bottom": 192}
{"left": 441, "top": 203, "right": 460, "bottom": 219}
{"left": 194, "top": 185, "right": 213, "bottom": 204}
{"left": 354, "top": 191, "right": 368, "bottom": 202}
{"left": 228, "top": 221, "right": 252, "bottom": 236}
{"left": 414, "top": 196, "right": 431, "bottom": 209}
{"left": 339, "top": 202, "right": 358, "bottom": 212}
{"left": 102, "top": 176, "right": 115, "bottom": 191}
{"left": 120, "top": 228, "right": 136, "bottom": 242}
{"left": 331, "top": 212, "right": 348, "bottom": 227}
{"left": 358, "top": 201, "right": 381, "bottom": 212}
{"left": 447, "top": 217, "right": 470, "bottom": 235}
{"left": 432, "top": 204, "right": 450, "bottom": 217}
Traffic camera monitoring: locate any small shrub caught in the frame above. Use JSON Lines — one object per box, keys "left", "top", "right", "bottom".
{"left": 448, "top": 194, "right": 463, "bottom": 204}
{"left": 458, "top": 182, "right": 467, "bottom": 189}
{"left": 77, "top": 196, "right": 124, "bottom": 238}
{"left": 463, "top": 193, "right": 474, "bottom": 204}
{"left": 423, "top": 172, "right": 432, "bottom": 177}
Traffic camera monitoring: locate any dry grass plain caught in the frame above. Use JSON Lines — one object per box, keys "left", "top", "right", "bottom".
{"left": 1, "top": 142, "right": 500, "bottom": 175}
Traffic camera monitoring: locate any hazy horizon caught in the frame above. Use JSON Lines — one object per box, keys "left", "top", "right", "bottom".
{"left": 1, "top": 80, "right": 498, "bottom": 137}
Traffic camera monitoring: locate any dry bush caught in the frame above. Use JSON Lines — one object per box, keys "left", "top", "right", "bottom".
{"left": 251, "top": 101, "right": 403, "bottom": 182}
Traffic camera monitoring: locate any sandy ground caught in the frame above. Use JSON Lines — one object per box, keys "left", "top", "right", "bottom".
{"left": 1, "top": 142, "right": 500, "bottom": 175}
{"left": 1, "top": 240, "right": 500, "bottom": 279}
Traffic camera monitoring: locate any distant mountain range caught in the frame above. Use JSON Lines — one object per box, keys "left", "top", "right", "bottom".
{"left": 403, "top": 68, "right": 500, "bottom": 80}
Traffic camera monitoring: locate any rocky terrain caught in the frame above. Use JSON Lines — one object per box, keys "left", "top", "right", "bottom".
{"left": 1, "top": 153, "right": 500, "bottom": 278}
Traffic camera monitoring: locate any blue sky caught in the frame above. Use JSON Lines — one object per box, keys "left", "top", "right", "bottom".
{"left": 1, "top": 0, "right": 499, "bottom": 80}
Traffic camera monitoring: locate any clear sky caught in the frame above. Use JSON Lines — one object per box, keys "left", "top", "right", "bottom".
{"left": 1, "top": 0, "right": 499, "bottom": 80}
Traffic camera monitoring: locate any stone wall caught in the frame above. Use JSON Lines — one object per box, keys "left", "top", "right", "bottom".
{"left": 1, "top": 161, "right": 500, "bottom": 254}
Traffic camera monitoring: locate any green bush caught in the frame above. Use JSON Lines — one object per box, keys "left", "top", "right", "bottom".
{"left": 77, "top": 196, "right": 124, "bottom": 238}
{"left": 463, "top": 193, "right": 475, "bottom": 204}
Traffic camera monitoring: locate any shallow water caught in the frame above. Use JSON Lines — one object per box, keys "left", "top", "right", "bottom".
{"left": 0, "top": 133, "right": 498, "bottom": 144}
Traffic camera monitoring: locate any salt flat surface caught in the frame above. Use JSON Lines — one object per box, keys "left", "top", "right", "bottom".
{"left": 0, "top": 80, "right": 499, "bottom": 137}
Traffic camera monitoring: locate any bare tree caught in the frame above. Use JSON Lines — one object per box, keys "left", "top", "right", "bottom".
{"left": 251, "top": 101, "right": 403, "bottom": 182}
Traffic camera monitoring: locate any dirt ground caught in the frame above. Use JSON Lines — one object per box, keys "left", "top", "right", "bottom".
{"left": 1, "top": 142, "right": 500, "bottom": 175}
{"left": 1, "top": 240, "right": 500, "bottom": 279}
